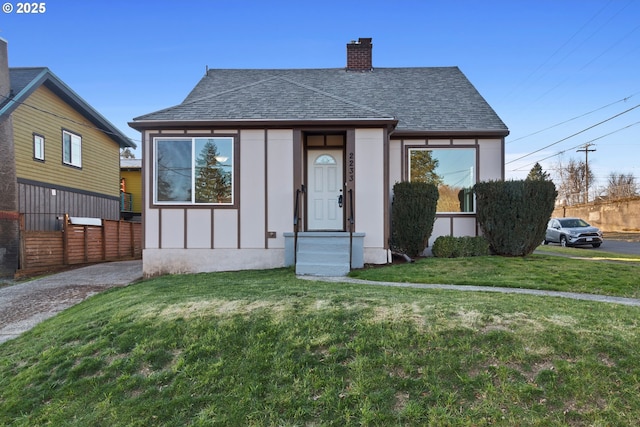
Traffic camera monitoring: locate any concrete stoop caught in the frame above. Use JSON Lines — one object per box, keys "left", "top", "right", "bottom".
{"left": 284, "top": 232, "right": 365, "bottom": 276}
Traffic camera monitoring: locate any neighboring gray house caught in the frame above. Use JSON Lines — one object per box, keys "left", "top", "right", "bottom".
{"left": 130, "top": 38, "right": 508, "bottom": 277}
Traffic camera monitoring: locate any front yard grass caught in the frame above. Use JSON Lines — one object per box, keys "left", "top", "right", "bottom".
{"left": 1, "top": 260, "right": 640, "bottom": 426}
{"left": 350, "top": 250, "right": 640, "bottom": 298}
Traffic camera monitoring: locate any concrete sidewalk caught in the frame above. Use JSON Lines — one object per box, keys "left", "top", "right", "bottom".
{"left": 0, "top": 260, "right": 142, "bottom": 344}
{"left": 301, "top": 276, "right": 640, "bottom": 307}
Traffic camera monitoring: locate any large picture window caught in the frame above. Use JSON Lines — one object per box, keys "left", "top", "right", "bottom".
{"left": 154, "top": 137, "right": 234, "bottom": 205}
{"left": 409, "top": 148, "right": 476, "bottom": 213}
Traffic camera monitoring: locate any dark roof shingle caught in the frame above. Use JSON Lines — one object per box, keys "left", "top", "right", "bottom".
{"left": 134, "top": 67, "right": 508, "bottom": 134}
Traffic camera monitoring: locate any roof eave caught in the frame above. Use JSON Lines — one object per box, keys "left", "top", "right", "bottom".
{"left": 4, "top": 68, "right": 135, "bottom": 149}
{"left": 42, "top": 78, "right": 136, "bottom": 149}
{"left": 128, "top": 117, "right": 399, "bottom": 131}
{"left": 390, "top": 128, "right": 510, "bottom": 138}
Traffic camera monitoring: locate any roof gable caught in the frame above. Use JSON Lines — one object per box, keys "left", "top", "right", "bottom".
{"left": 142, "top": 75, "right": 395, "bottom": 121}
{"left": 2, "top": 67, "right": 135, "bottom": 148}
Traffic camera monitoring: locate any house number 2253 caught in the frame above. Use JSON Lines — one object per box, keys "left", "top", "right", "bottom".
{"left": 348, "top": 152, "right": 354, "bottom": 182}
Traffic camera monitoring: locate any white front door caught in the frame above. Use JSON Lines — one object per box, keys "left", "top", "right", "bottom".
{"left": 307, "top": 150, "right": 344, "bottom": 231}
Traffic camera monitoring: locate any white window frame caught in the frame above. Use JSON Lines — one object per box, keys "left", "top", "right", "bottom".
{"left": 33, "top": 133, "right": 45, "bottom": 161}
{"left": 62, "top": 130, "right": 82, "bottom": 168}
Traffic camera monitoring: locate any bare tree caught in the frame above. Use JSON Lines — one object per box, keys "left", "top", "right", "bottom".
{"left": 604, "top": 172, "right": 638, "bottom": 200}
{"left": 554, "top": 158, "right": 594, "bottom": 205}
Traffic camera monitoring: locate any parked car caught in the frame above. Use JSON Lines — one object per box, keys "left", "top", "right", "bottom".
{"left": 544, "top": 217, "right": 603, "bottom": 248}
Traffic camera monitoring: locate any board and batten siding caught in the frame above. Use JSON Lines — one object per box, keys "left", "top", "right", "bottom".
{"left": 354, "top": 128, "right": 388, "bottom": 264}
{"left": 17, "top": 181, "right": 119, "bottom": 231}
{"left": 12, "top": 85, "right": 121, "bottom": 197}
{"left": 142, "top": 129, "right": 294, "bottom": 277}
{"left": 389, "top": 137, "right": 505, "bottom": 246}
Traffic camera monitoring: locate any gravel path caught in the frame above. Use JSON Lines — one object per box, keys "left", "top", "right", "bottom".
{"left": 0, "top": 260, "right": 142, "bottom": 344}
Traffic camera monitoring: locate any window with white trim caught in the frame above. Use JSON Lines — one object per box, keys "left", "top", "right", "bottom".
{"left": 62, "top": 130, "right": 82, "bottom": 167}
{"left": 154, "top": 137, "right": 234, "bottom": 204}
{"left": 33, "top": 133, "right": 45, "bottom": 161}
{"left": 408, "top": 148, "right": 476, "bottom": 213}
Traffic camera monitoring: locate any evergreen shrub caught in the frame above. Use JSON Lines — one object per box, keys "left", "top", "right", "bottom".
{"left": 474, "top": 180, "right": 557, "bottom": 256}
{"left": 390, "top": 181, "right": 439, "bottom": 257}
{"left": 432, "top": 236, "right": 490, "bottom": 258}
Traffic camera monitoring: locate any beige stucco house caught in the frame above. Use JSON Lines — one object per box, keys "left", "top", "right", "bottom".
{"left": 129, "top": 38, "right": 508, "bottom": 277}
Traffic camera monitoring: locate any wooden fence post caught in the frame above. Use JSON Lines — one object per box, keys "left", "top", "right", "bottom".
{"left": 62, "top": 214, "right": 69, "bottom": 265}
{"left": 18, "top": 214, "right": 25, "bottom": 270}
{"left": 102, "top": 219, "right": 107, "bottom": 261}
{"left": 83, "top": 225, "right": 89, "bottom": 263}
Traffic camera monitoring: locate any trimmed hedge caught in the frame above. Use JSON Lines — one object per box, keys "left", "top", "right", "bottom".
{"left": 390, "top": 181, "right": 439, "bottom": 257}
{"left": 432, "top": 236, "right": 490, "bottom": 258}
{"left": 474, "top": 180, "right": 557, "bottom": 256}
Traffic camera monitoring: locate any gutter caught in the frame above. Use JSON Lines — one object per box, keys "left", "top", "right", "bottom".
{"left": 129, "top": 117, "right": 399, "bottom": 131}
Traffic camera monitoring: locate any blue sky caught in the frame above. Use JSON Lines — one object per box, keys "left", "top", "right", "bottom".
{"left": 1, "top": 0, "right": 638, "bottom": 190}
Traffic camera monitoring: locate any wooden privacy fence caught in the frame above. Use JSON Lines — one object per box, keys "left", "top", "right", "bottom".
{"left": 19, "top": 214, "right": 141, "bottom": 274}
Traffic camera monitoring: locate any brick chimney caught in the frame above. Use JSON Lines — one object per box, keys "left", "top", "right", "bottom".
{"left": 346, "top": 38, "right": 373, "bottom": 71}
{"left": 0, "top": 38, "right": 9, "bottom": 99}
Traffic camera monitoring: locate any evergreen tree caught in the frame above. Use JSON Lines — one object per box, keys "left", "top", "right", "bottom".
{"left": 195, "top": 141, "right": 231, "bottom": 203}
{"left": 156, "top": 151, "right": 173, "bottom": 201}
{"left": 409, "top": 150, "right": 443, "bottom": 185}
{"left": 526, "top": 162, "right": 551, "bottom": 181}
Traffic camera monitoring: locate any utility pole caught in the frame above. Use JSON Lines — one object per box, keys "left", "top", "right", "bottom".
{"left": 576, "top": 143, "right": 596, "bottom": 204}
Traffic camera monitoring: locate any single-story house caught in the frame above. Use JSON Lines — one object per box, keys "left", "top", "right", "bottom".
{"left": 129, "top": 38, "right": 508, "bottom": 277}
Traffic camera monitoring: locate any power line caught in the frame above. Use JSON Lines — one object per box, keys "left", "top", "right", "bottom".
{"left": 511, "top": 119, "right": 640, "bottom": 172}
{"left": 528, "top": 0, "right": 636, "bottom": 104}
{"left": 506, "top": 92, "right": 640, "bottom": 145}
{"left": 0, "top": 92, "right": 140, "bottom": 145}
{"left": 506, "top": 103, "right": 640, "bottom": 165}
{"left": 502, "top": 1, "right": 614, "bottom": 102}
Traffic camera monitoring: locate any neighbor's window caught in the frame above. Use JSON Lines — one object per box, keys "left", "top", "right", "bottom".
{"left": 154, "top": 137, "right": 234, "bottom": 204}
{"left": 62, "top": 130, "right": 82, "bottom": 167}
{"left": 33, "top": 133, "right": 45, "bottom": 161}
{"left": 409, "top": 148, "right": 476, "bottom": 213}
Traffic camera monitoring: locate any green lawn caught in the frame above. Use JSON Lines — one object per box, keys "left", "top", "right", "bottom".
{"left": 1, "top": 254, "right": 639, "bottom": 426}
{"left": 351, "top": 248, "right": 640, "bottom": 298}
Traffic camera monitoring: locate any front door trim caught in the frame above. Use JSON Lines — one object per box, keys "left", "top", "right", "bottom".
{"left": 306, "top": 148, "right": 345, "bottom": 231}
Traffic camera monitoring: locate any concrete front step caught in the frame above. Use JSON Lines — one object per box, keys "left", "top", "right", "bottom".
{"left": 295, "top": 261, "right": 351, "bottom": 276}
{"left": 284, "top": 231, "right": 366, "bottom": 276}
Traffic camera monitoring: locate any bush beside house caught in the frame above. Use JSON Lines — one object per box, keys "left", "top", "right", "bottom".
{"left": 389, "top": 181, "right": 439, "bottom": 257}
{"left": 432, "top": 236, "right": 490, "bottom": 258}
{"left": 474, "top": 180, "right": 557, "bottom": 256}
